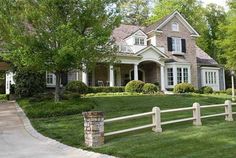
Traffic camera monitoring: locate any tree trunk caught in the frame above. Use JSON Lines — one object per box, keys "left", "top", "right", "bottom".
{"left": 55, "top": 71, "right": 61, "bottom": 102}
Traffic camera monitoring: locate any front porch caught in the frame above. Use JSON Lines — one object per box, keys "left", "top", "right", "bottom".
{"left": 78, "top": 61, "right": 166, "bottom": 91}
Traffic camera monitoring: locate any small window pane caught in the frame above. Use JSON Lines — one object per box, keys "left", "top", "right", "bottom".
{"left": 167, "top": 68, "right": 174, "bottom": 86}
{"left": 183, "top": 68, "right": 188, "bottom": 83}
{"left": 177, "top": 68, "right": 182, "bottom": 83}
{"left": 172, "top": 22, "right": 179, "bottom": 31}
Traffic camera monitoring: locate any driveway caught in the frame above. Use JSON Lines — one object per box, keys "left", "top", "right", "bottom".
{"left": 0, "top": 102, "right": 112, "bottom": 158}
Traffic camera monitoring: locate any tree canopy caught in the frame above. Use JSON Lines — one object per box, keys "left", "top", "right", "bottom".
{"left": 219, "top": 0, "right": 236, "bottom": 69}
{"left": 0, "top": 0, "right": 121, "bottom": 101}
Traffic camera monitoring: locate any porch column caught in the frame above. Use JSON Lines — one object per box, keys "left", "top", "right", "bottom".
{"left": 161, "top": 65, "right": 166, "bottom": 91}
{"left": 109, "top": 65, "right": 114, "bottom": 87}
{"left": 134, "top": 64, "right": 138, "bottom": 80}
{"left": 82, "top": 64, "right": 88, "bottom": 85}
{"left": 76, "top": 70, "right": 79, "bottom": 81}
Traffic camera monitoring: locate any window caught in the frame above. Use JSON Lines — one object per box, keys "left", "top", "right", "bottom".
{"left": 172, "top": 37, "right": 182, "bottom": 52}
{"left": 46, "top": 73, "right": 55, "bottom": 85}
{"left": 205, "top": 71, "right": 217, "bottom": 84}
{"left": 177, "top": 68, "right": 182, "bottom": 84}
{"left": 183, "top": 68, "right": 188, "bottom": 82}
{"left": 167, "top": 68, "right": 174, "bottom": 86}
{"left": 135, "top": 37, "right": 145, "bottom": 45}
{"left": 120, "top": 45, "right": 130, "bottom": 52}
{"left": 172, "top": 22, "right": 179, "bottom": 31}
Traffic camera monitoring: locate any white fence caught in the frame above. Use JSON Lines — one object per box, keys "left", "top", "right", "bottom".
{"left": 104, "top": 100, "right": 236, "bottom": 137}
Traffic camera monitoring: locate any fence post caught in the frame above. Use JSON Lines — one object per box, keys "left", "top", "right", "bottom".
{"left": 225, "top": 100, "right": 234, "bottom": 121}
{"left": 193, "top": 103, "right": 202, "bottom": 126}
{"left": 152, "top": 107, "right": 162, "bottom": 133}
{"left": 82, "top": 111, "right": 104, "bottom": 147}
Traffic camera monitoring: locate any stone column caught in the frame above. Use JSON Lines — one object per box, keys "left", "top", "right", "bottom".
{"left": 160, "top": 65, "right": 166, "bottom": 91}
{"left": 82, "top": 64, "right": 88, "bottom": 85}
{"left": 83, "top": 111, "right": 104, "bottom": 147}
{"left": 134, "top": 64, "right": 138, "bottom": 80}
{"left": 109, "top": 65, "right": 114, "bottom": 87}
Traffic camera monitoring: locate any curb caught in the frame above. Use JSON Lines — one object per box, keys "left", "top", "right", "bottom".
{"left": 14, "top": 101, "right": 115, "bottom": 158}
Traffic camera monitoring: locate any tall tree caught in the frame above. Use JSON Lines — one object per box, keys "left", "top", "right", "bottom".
{"left": 219, "top": 0, "right": 236, "bottom": 69}
{"left": 120, "top": 0, "right": 150, "bottom": 25}
{"left": 0, "top": 0, "right": 120, "bottom": 102}
{"left": 198, "top": 4, "right": 226, "bottom": 62}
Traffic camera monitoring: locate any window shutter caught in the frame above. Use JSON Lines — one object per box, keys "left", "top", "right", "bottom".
{"left": 167, "top": 37, "right": 172, "bottom": 51}
{"left": 181, "top": 39, "right": 186, "bottom": 53}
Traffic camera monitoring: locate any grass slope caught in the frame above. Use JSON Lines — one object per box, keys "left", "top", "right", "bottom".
{"left": 18, "top": 94, "right": 236, "bottom": 158}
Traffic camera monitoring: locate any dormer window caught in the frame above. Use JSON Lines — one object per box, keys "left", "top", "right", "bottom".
{"left": 134, "top": 37, "right": 145, "bottom": 45}
{"left": 172, "top": 22, "right": 179, "bottom": 32}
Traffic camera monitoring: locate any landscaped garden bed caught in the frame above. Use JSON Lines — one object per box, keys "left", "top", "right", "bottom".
{"left": 18, "top": 94, "right": 236, "bottom": 158}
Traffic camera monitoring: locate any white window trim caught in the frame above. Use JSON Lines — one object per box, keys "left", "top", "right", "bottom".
{"left": 165, "top": 63, "right": 191, "bottom": 88}
{"left": 201, "top": 67, "right": 220, "bottom": 91}
{"left": 46, "top": 72, "right": 56, "bottom": 87}
{"left": 172, "top": 22, "right": 179, "bottom": 32}
{"left": 134, "top": 36, "right": 145, "bottom": 46}
{"left": 172, "top": 37, "right": 184, "bottom": 55}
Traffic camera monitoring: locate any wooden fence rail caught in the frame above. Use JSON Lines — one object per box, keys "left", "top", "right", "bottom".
{"left": 83, "top": 100, "right": 236, "bottom": 147}
{"left": 103, "top": 100, "right": 236, "bottom": 136}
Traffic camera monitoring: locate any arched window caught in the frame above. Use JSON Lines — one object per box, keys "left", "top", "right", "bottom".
{"left": 172, "top": 22, "right": 179, "bottom": 31}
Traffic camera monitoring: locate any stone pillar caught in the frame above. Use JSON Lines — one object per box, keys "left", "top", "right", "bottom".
{"left": 193, "top": 102, "right": 202, "bottom": 126}
{"left": 109, "top": 65, "right": 114, "bottom": 87}
{"left": 134, "top": 64, "right": 138, "bottom": 80}
{"left": 83, "top": 111, "right": 104, "bottom": 147}
{"left": 160, "top": 65, "right": 166, "bottom": 91}
{"left": 82, "top": 64, "right": 88, "bottom": 85}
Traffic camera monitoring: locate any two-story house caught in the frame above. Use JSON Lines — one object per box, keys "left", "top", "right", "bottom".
{"left": 5, "top": 11, "right": 225, "bottom": 94}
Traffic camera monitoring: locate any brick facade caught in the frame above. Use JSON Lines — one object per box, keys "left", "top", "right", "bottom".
{"left": 155, "top": 17, "right": 199, "bottom": 87}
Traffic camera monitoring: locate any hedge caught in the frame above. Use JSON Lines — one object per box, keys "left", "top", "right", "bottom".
{"left": 125, "top": 80, "right": 145, "bottom": 93}
{"left": 88, "top": 86, "right": 125, "bottom": 93}
{"left": 173, "top": 83, "right": 195, "bottom": 93}
{"left": 142, "top": 83, "right": 159, "bottom": 94}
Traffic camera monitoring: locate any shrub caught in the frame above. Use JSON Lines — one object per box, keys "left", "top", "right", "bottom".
{"left": 14, "top": 69, "right": 46, "bottom": 97}
{"left": 0, "top": 94, "right": 7, "bottom": 101}
{"left": 66, "top": 81, "right": 88, "bottom": 94}
{"left": 173, "top": 83, "right": 195, "bottom": 93}
{"left": 226, "top": 88, "right": 236, "bottom": 95}
{"left": 125, "top": 80, "right": 145, "bottom": 93}
{"left": 29, "top": 92, "right": 54, "bottom": 102}
{"left": 62, "top": 92, "right": 81, "bottom": 100}
{"left": 142, "top": 83, "right": 159, "bottom": 94}
{"left": 88, "top": 86, "right": 125, "bottom": 93}
{"left": 199, "top": 86, "right": 213, "bottom": 94}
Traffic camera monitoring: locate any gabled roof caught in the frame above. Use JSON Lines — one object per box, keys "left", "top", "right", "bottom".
{"left": 112, "top": 24, "right": 145, "bottom": 43}
{"left": 145, "top": 11, "right": 200, "bottom": 36}
{"left": 136, "top": 45, "right": 169, "bottom": 59}
{"left": 196, "top": 46, "right": 219, "bottom": 66}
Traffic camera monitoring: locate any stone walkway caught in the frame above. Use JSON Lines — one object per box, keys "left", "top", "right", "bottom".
{"left": 0, "top": 101, "right": 114, "bottom": 158}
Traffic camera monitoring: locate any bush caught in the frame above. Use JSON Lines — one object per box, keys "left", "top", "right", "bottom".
{"left": 0, "top": 94, "right": 7, "bottom": 101}
{"left": 173, "top": 83, "right": 195, "bottom": 93}
{"left": 29, "top": 92, "right": 54, "bottom": 102}
{"left": 142, "top": 83, "right": 159, "bottom": 94}
{"left": 88, "top": 86, "right": 125, "bottom": 93}
{"left": 14, "top": 69, "right": 46, "bottom": 97}
{"left": 125, "top": 80, "right": 145, "bottom": 93}
{"left": 199, "top": 86, "right": 213, "bottom": 94}
{"left": 226, "top": 88, "right": 236, "bottom": 95}
{"left": 62, "top": 92, "right": 81, "bottom": 100}
{"left": 66, "top": 81, "right": 88, "bottom": 94}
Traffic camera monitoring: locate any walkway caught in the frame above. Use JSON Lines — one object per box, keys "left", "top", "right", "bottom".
{"left": 0, "top": 102, "right": 113, "bottom": 158}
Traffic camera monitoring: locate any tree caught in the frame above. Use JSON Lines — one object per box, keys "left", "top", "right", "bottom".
{"left": 147, "top": 0, "right": 206, "bottom": 33}
{"left": 120, "top": 0, "right": 150, "bottom": 25}
{"left": 199, "top": 4, "right": 226, "bottom": 62}
{"left": 0, "top": 0, "right": 120, "bottom": 102}
{"left": 219, "top": 0, "right": 236, "bottom": 69}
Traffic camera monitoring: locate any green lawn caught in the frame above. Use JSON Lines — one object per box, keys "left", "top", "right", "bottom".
{"left": 18, "top": 94, "right": 236, "bottom": 158}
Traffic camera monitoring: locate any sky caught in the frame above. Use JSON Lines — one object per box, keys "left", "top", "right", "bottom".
{"left": 202, "top": 0, "right": 228, "bottom": 10}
